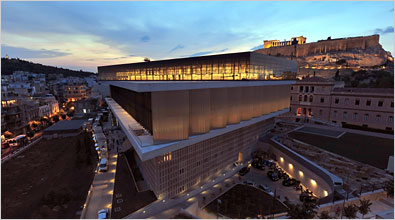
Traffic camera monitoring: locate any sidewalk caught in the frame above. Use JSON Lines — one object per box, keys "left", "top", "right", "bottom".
{"left": 124, "top": 164, "right": 246, "bottom": 219}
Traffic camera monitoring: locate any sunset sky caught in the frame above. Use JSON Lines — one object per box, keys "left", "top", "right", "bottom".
{"left": 2, "top": 1, "right": 394, "bottom": 72}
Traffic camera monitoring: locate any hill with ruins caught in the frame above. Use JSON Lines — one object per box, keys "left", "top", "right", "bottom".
{"left": 254, "top": 35, "right": 394, "bottom": 79}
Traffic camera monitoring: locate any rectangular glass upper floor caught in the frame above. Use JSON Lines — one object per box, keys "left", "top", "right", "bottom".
{"left": 98, "top": 52, "right": 297, "bottom": 81}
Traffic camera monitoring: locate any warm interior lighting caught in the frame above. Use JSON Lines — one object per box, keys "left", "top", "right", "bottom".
{"left": 299, "top": 171, "right": 304, "bottom": 177}
{"left": 323, "top": 190, "right": 328, "bottom": 197}
{"left": 280, "top": 157, "right": 284, "bottom": 163}
{"left": 311, "top": 179, "right": 317, "bottom": 186}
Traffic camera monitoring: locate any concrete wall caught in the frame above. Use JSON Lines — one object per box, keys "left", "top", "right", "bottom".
{"left": 317, "top": 190, "right": 388, "bottom": 214}
{"left": 255, "top": 35, "right": 379, "bottom": 58}
{"left": 151, "top": 85, "right": 291, "bottom": 143}
{"left": 267, "top": 138, "right": 342, "bottom": 200}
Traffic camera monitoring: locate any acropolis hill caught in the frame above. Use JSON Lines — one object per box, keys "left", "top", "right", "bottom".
{"left": 255, "top": 35, "right": 393, "bottom": 78}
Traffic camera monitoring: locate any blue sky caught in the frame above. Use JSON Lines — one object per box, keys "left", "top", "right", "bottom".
{"left": 1, "top": 1, "right": 394, "bottom": 72}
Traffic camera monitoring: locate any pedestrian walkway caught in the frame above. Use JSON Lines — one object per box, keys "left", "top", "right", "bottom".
{"left": 124, "top": 164, "right": 246, "bottom": 219}
{"left": 81, "top": 152, "right": 118, "bottom": 219}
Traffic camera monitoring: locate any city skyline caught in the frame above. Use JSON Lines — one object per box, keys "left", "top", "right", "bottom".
{"left": 1, "top": 1, "right": 394, "bottom": 72}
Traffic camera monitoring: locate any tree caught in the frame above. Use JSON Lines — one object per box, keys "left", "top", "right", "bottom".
{"left": 287, "top": 202, "right": 317, "bottom": 219}
{"left": 61, "top": 114, "right": 66, "bottom": 120}
{"left": 318, "top": 211, "right": 332, "bottom": 219}
{"left": 343, "top": 204, "right": 358, "bottom": 219}
{"left": 358, "top": 199, "right": 372, "bottom": 218}
{"left": 384, "top": 180, "right": 394, "bottom": 198}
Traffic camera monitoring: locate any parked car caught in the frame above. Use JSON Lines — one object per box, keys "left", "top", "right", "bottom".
{"left": 98, "top": 158, "right": 108, "bottom": 172}
{"left": 300, "top": 193, "right": 318, "bottom": 203}
{"left": 267, "top": 171, "right": 280, "bottom": 181}
{"left": 98, "top": 208, "right": 109, "bottom": 219}
{"left": 282, "top": 178, "right": 298, "bottom": 187}
{"left": 239, "top": 167, "right": 250, "bottom": 176}
{"left": 233, "top": 161, "right": 240, "bottom": 167}
{"left": 245, "top": 180, "right": 256, "bottom": 187}
{"left": 258, "top": 184, "right": 274, "bottom": 195}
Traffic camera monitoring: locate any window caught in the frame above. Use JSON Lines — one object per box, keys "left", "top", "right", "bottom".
{"left": 310, "top": 86, "right": 315, "bottom": 93}
{"left": 363, "top": 114, "right": 369, "bottom": 121}
{"left": 299, "top": 86, "right": 303, "bottom": 92}
{"left": 353, "top": 113, "right": 358, "bottom": 120}
{"left": 304, "top": 95, "right": 308, "bottom": 102}
{"left": 355, "top": 99, "right": 360, "bottom": 105}
{"left": 320, "top": 98, "right": 324, "bottom": 103}
{"left": 319, "top": 110, "right": 323, "bottom": 116}
{"left": 290, "top": 96, "right": 292, "bottom": 101}
{"left": 333, "top": 111, "right": 337, "bottom": 117}
{"left": 335, "top": 98, "right": 339, "bottom": 104}
{"left": 299, "top": 95, "right": 302, "bottom": 102}
{"left": 366, "top": 100, "right": 371, "bottom": 106}
{"left": 291, "top": 86, "right": 293, "bottom": 90}
{"left": 197, "top": 161, "right": 201, "bottom": 166}
{"left": 303, "top": 108, "right": 307, "bottom": 116}
{"left": 378, "top": 100, "right": 383, "bottom": 107}
{"left": 344, "top": 98, "right": 349, "bottom": 105}
{"left": 389, "top": 116, "right": 393, "bottom": 123}
{"left": 180, "top": 168, "right": 184, "bottom": 174}
{"left": 309, "top": 95, "right": 313, "bottom": 102}
{"left": 376, "top": 115, "right": 381, "bottom": 121}
{"left": 308, "top": 108, "right": 312, "bottom": 117}
{"left": 297, "top": 108, "right": 301, "bottom": 116}
{"left": 343, "top": 112, "right": 347, "bottom": 119}
{"left": 391, "top": 102, "right": 394, "bottom": 108}
{"left": 305, "top": 86, "right": 309, "bottom": 93}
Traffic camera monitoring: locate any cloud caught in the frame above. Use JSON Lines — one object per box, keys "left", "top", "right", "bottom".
{"left": 141, "top": 36, "right": 150, "bottom": 42}
{"left": 374, "top": 26, "right": 394, "bottom": 35}
{"left": 169, "top": 44, "right": 185, "bottom": 53}
{"left": 186, "top": 48, "right": 228, "bottom": 57}
{"left": 2, "top": 44, "right": 71, "bottom": 58}
{"left": 250, "top": 45, "right": 263, "bottom": 51}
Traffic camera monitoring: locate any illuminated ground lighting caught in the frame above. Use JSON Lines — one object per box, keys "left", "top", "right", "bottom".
{"left": 187, "top": 193, "right": 189, "bottom": 196}
{"left": 323, "top": 190, "right": 328, "bottom": 197}
{"left": 200, "top": 186, "right": 203, "bottom": 189}
{"left": 108, "top": 190, "right": 113, "bottom": 195}
{"left": 143, "top": 211, "right": 146, "bottom": 214}
{"left": 112, "top": 161, "right": 116, "bottom": 165}
{"left": 162, "top": 200, "right": 166, "bottom": 203}
{"left": 111, "top": 169, "right": 116, "bottom": 173}
{"left": 311, "top": 179, "right": 317, "bottom": 186}
{"left": 289, "top": 163, "right": 293, "bottom": 169}
{"left": 223, "top": 174, "right": 226, "bottom": 176}
{"left": 213, "top": 184, "right": 219, "bottom": 188}
{"left": 280, "top": 157, "right": 284, "bottom": 163}
{"left": 212, "top": 180, "right": 215, "bottom": 182}
{"left": 299, "top": 171, "right": 304, "bottom": 177}
{"left": 106, "top": 203, "right": 112, "bottom": 209}
{"left": 202, "top": 191, "right": 208, "bottom": 195}
{"left": 110, "top": 179, "right": 115, "bottom": 183}
{"left": 187, "top": 197, "right": 195, "bottom": 202}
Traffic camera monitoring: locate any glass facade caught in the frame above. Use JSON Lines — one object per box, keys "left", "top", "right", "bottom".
{"left": 98, "top": 52, "right": 297, "bottom": 81}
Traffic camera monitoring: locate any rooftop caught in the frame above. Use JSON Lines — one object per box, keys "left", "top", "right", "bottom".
{"left": 333, "top": 87, "right": 394, "bottom": 95}
{"left": 102, "top": 80, "right": 295, "bottom": 92}
{"left": 298, "top": 76, "right": 335, "bottom": 83}
{"left": 44, "top": 119, "right": 87, "bottom": 132}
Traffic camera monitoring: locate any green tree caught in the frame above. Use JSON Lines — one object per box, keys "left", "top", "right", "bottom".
{"left": 358, "top": 199, "right": 372, "bottom": 218}
{"left": 287, "top": 202, "right": 317, "bottom": 219}
{"left": 343, "top": 204, "right": 358, "bottom": 219}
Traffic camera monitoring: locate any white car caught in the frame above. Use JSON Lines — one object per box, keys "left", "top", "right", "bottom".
{"left": 98, "top": 208, "right": 109, "bottom": 219}
{"left": 246, "top": 180, "right": 257, "bottom": 187}
{"left": 259, "top": 184, "right": 274, "bottom": 196}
